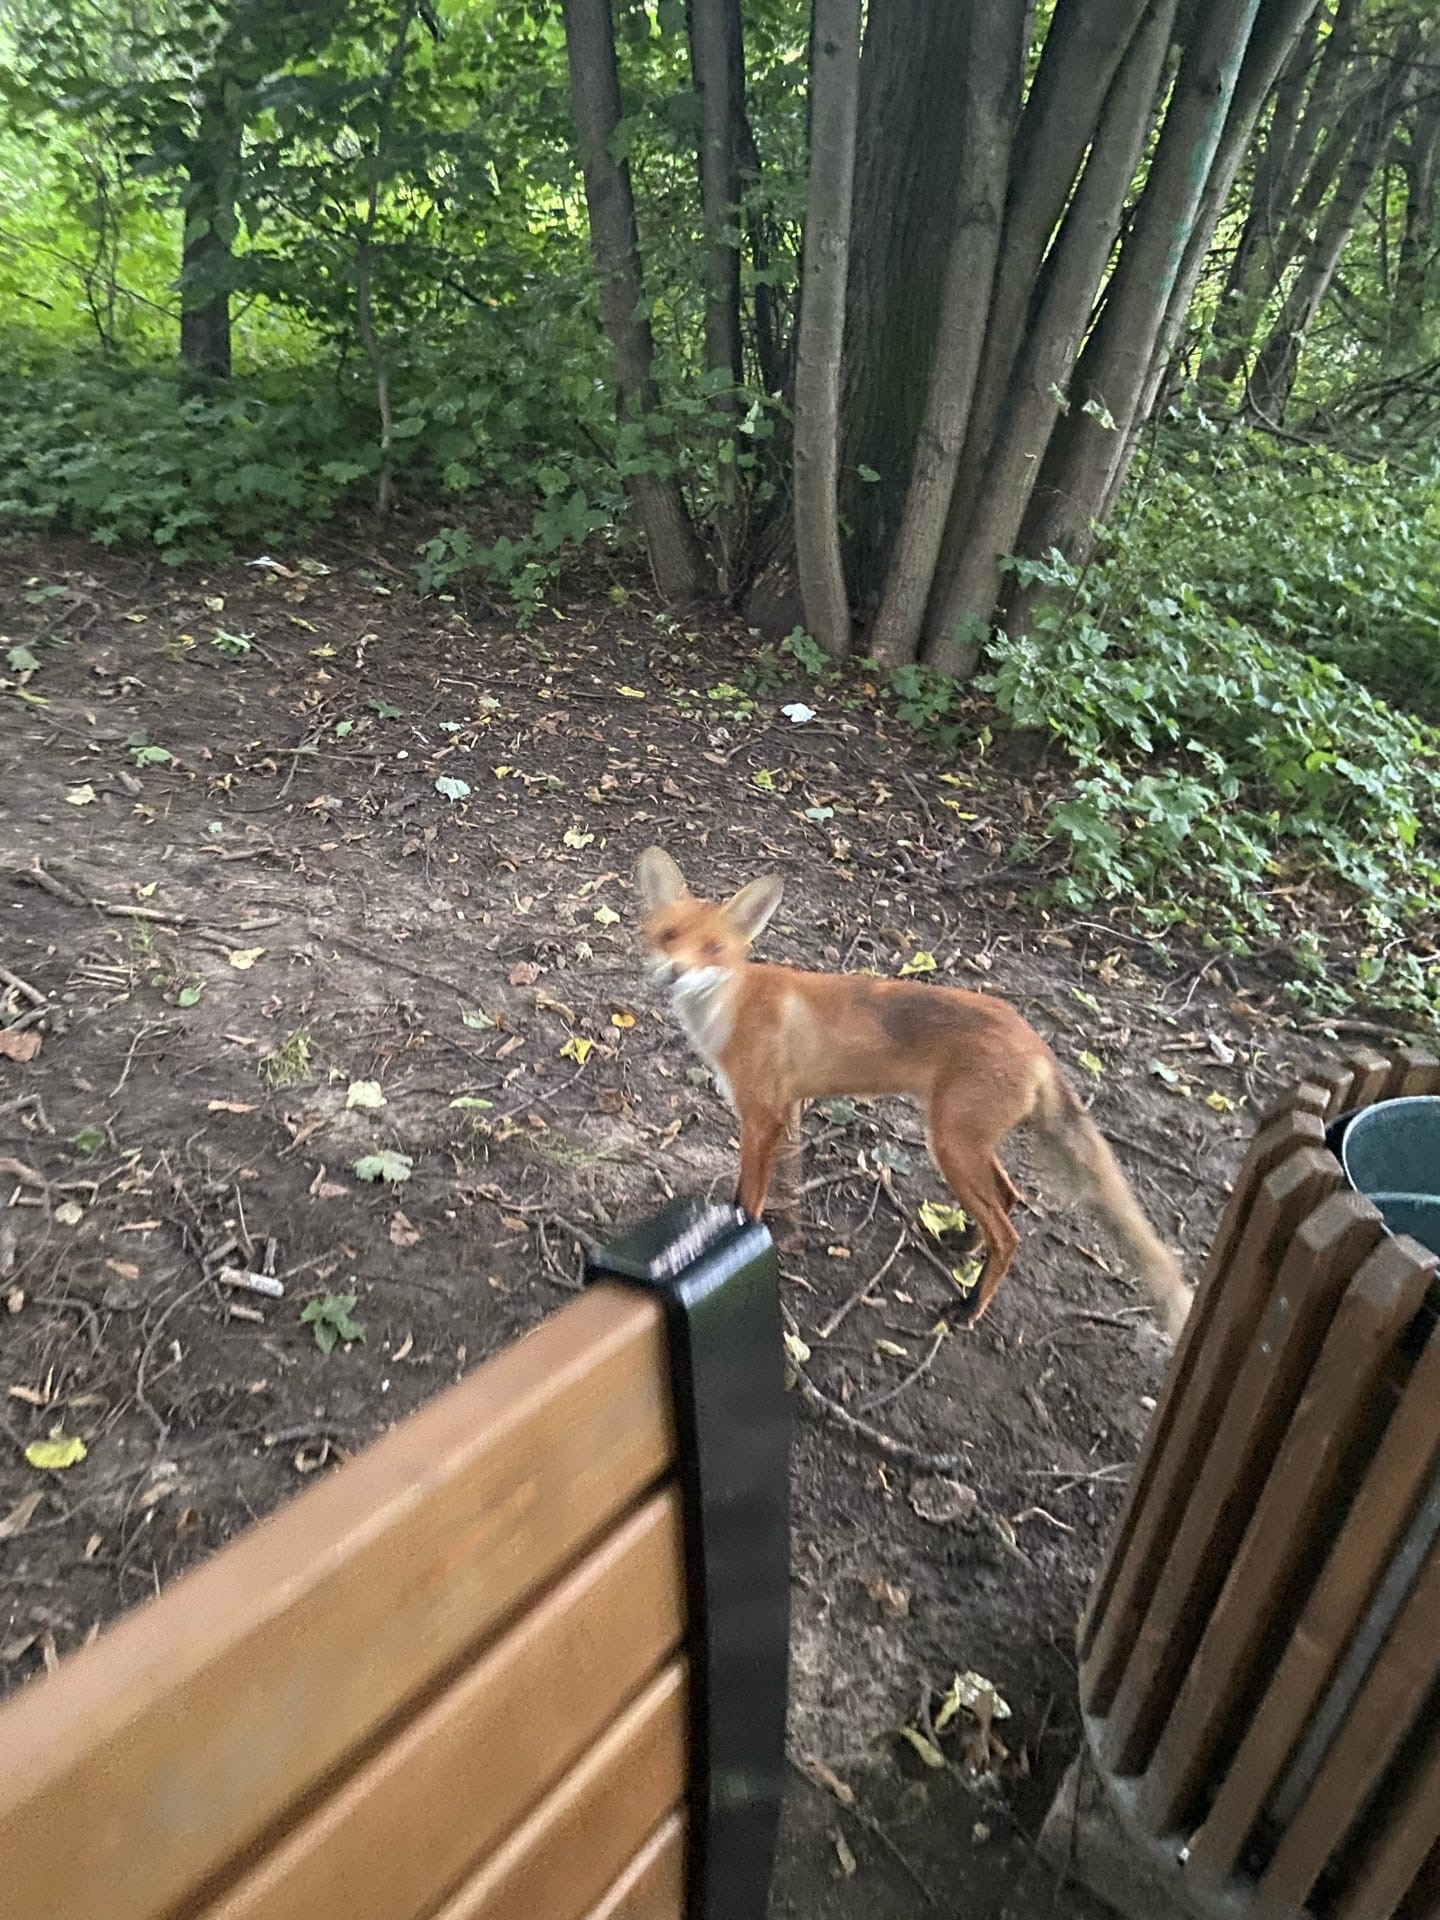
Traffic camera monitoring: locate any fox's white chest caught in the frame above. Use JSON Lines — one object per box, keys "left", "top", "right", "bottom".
{"left": 668, "top": 968, "right": 736, "bottom": 1107}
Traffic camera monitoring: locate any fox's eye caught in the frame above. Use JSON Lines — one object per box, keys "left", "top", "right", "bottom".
{"left": 703, "top": 939, "right": 723, "bottom": 959}
{"left": 659, "top": 929, "right": 677, "bottom": 946}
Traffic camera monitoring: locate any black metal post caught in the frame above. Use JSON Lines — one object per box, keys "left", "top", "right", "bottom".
{"left": 587, "top": 1195, "right": 790, "bottom": 1920}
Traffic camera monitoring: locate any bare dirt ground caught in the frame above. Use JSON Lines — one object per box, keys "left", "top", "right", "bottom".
{"left": 0, "top": 532, "right": 1333, "bottom": 1917}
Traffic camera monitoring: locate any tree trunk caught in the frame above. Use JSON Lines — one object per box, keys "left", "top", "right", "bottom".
{"left": 937, "top": 0, "right": 1154, "bottom": 571}
{"left": 793, "top": 0, "right": 862, "bottom": 659}
{"left": 1108, "top": 0, "right": 1322, "bottom": 514}
{"left": 839, "top": 0, "right": 973, "bottom": 609}
{"left": 1395, "top": 92, "right": 1440, "bottom": 337}
{"left": 1207, "top": 0, "right": 1364, "bottom": 385}
{"left": 932, "top": 0, "right": 1176, "bottom": 648}
{"left": 560, "top": 0, "right": 712, "bottom": 603}
{"left": 1017, "top": 0, "right": 1263, "bottom": 580}
{"left": 1249, "top": 36, "right": 1416, "bottom": 417}
{"left": 869, "top": 0, "right": 1028, "bottom": 671}
{"left": 688, "top": 0, "right": 747, "bottom": 589}
{"left": 1202, "top": 0, "right": 1319, "bottom": 377}
{"left": 179, "top": 83, "right": 237, "bottom": 379}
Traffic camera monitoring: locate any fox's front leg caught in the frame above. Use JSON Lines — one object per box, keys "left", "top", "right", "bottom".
{"left": 736, "top": 1104, "right": 791, "bottom": 1219}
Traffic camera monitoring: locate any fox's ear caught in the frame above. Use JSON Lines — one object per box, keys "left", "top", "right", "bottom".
{"left": 635, "top": 847, "right": 687, "bottom": 912}
{"left": 724, "top": 873, "right": 784, "bottom": 944}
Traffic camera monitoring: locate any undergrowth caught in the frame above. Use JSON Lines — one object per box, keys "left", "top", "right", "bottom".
{"left": 969, "top": 518, "right": 1440, "bottom": 1020}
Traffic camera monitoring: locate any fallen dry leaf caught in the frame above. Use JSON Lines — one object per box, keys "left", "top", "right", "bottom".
{"left": 388, "top": 1210, "right": 422, "bottom": 1249}
{"left": 0, "top": 1029, "right": 41, "bottom": 1063}
{"left": 0, "top": 1491, "right": 44, "bottom": 1540}
{"left": 508, "top": 960, "right": 540, "bottom": 987}
{"left": 864, "top": 1577, "right": 911, "bottom": 1619}
{"left": 800, "top": 1756, "right": 855, "bottom": 1807}
{"left": 227, "top": 947, "right": 267, "bottom": 970}
{"left": 104, "top": 1259, "right": 140, "bottom": 1282}
{"left": 207, "top": 1100, "right": 257, "bottom": 1114}
{"left": 909, "top": 1477, "right": 978, "bottom": 1526}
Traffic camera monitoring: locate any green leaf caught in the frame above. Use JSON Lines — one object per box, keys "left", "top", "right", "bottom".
{"left": 460, "top": 1007, "right": 496, "bottom": 1030}
{"left": 369, "top": 699, "right": 403, "bottom": 719}
{"left": 71, "top": 1125, "right": 106, "bottom": 1155}
{"left": 130, "top": 744, "right": 172, "bottom": 768}
{"left": 6, "top": 645, "right": 40, "bottom": 673}
{"left": 435, "top": 776, "right": 471, "bottom": 801}
{"left": 177, "top": 982, "right": 205, "bottom": 1008}
{"left": 1076, "top": 1050, "right": 1104, "bottom": 1078}
{"left": 353, "top": 1150, "right": 413, "bottom": 1184}
{"left": 899, "top": 951, "right": 937, "bottom": 976}
{"left": 300, "top": 1292, "right": 366, "bottom": 1353}
{"left": 346, "top": 1079, "right": 387, "bottom": 1110}
{"left": 448, "top": 1095, "right": 494, "bottom": 1109}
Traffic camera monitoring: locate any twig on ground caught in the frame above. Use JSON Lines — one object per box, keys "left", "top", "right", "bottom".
{"left": 16, "top": 861, "right": 181, "bottom": 924}
{"left": 787, "top": 1755, "right": 940, "bottom": 1910}
{"left": 134, "top": 1278, "right": 212, "bottom": 1442}
{"left": 306, "top": 925, "right": 473, "bottom": 1000}
{"left": 111, "top": 1022, "right": 174, "bottom": 1099}
{"left": 791, "top": 1363, "right": 969, "bottom": 1472}
{"left": 817, "top": 1227, "right": 905, "bottom": 1339}
{"left": 0, "top": 963, "right": 47, "bottom": 1007}
{"left": 858, "top": 1323, "right": 948, "bottom": 1415}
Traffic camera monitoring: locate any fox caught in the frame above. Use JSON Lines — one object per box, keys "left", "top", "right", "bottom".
{"left": 635, "top": 847, "right": 1191, "bottom": 1341}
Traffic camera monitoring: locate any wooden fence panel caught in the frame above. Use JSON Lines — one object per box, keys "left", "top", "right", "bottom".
{"left": 1135, "top": 1233, "right": 1435, "bottom": 1836}
{"left": 1095, "top": 1191, "right": 1383, "bottom": 1776}
{"left": 1080, "top": 1144, "right": 1341, "bottom": 1720}
{"left": 1184, "top": 1305, "right": 1440, "bottom": 1895}
{"left": 1077, "top": 1108, "right": 1329, "bottom": 1670}
{"left": 1254, "top": 1539, "right": 1440, "bottom": 1917}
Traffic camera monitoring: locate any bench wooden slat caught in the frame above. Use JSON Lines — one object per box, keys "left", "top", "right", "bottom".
{"left": 429, "top": 1662, "right": 687, "bottom": 1920}
{"left": 199, "top": 1489, "right": 686, "bottom": 1920}
{"left": 579, "top": 1812, "right": 686, "bottom": 1920}
{"left": 0, "top": 1285, "right": 673, "bottom": 1920}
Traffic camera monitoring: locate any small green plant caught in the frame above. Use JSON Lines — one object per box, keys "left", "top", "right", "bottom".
{"left": 889, "top": 662, "right": 958, "bottom": 740}
{"left": 300, "top": 1292, "right": 366, "bottom": 1354}
{"left": 211, "top": 629, "right": 253, "bottom": 657}
{"left": 260, "top": 1028, "right": 313, "bottom": 1088}
{"left": 782, "top": 626, "right": 829, "bottom": 676}
{"left": 129, "top": 742, "right": 172, "bottom": 768}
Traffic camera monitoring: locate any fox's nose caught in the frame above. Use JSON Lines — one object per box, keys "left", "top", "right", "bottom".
{"left": 654, "top": 961, "right": 680, "bottom": 990}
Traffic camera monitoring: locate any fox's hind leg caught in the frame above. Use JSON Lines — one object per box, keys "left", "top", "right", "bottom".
{"left": 926, "top": 1085, "right": 1023, "bottom": 1327}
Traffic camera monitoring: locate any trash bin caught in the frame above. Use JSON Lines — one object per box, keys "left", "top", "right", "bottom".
{"left": 1051, "top": 1046, "right": 1440, "bottom": 1920}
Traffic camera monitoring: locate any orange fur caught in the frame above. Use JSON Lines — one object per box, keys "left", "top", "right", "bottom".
{"left": 635, "top": 848, "right": 1190, "bottom": 1340}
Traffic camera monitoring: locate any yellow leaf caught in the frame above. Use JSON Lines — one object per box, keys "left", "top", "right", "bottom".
{"left": 593, "top": 904, "right": 620, "bottom": 927}
{"left": 1205, "top": 1090, "right": 1237, "bottom": 1113}
{"left": 560, "top": 1036, "right": 595, "bottom": 1065}
{"left": 919, "top": 1200, "right": 969, "bottom": 1239}
{"left": 611, "top": 1011, "right": 636, "bottom": 1028}
{"left": 563, "top": 829, "right": 595, "bottom": 849}
{"left": 66, "top": 784, "right": 97, "bottom": 807}
{"left": 26, "top": 1432, "right": 87, "bottom": 1471}
{"left": 1076, "top": 1050, "right": 1104, "bottom": 1078}
{"left": 493, "top": 765, "right": 513, "bottom": 778}
{"left": 898, "top": 1726, "right": 947, "bottom": 1770}
{"left": 899, "top": 950, "right": 937, "bottom": 976}
{"left": 875, "top": 1338, "right": 909, "bottom": 1358}
{"left": 137, "top": 881, "right": 157, "bottom": 898}
{"left": 228, "top": 947, "right": 266, "bottom": 970}
{"left": 617, "top": 686, "right": 646, "bottom": 699}
{"left": 309, "top": 643, "right": 337, "bottom": 658}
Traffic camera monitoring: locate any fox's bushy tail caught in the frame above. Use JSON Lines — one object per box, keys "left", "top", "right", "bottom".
{"left": 1031, "top": 1065, "right": 1192, "bottom": 1341}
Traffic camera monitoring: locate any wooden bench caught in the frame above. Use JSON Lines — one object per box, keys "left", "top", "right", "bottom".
{"left": 0, "top": 1197, "right": 790, "bottom": 1920}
